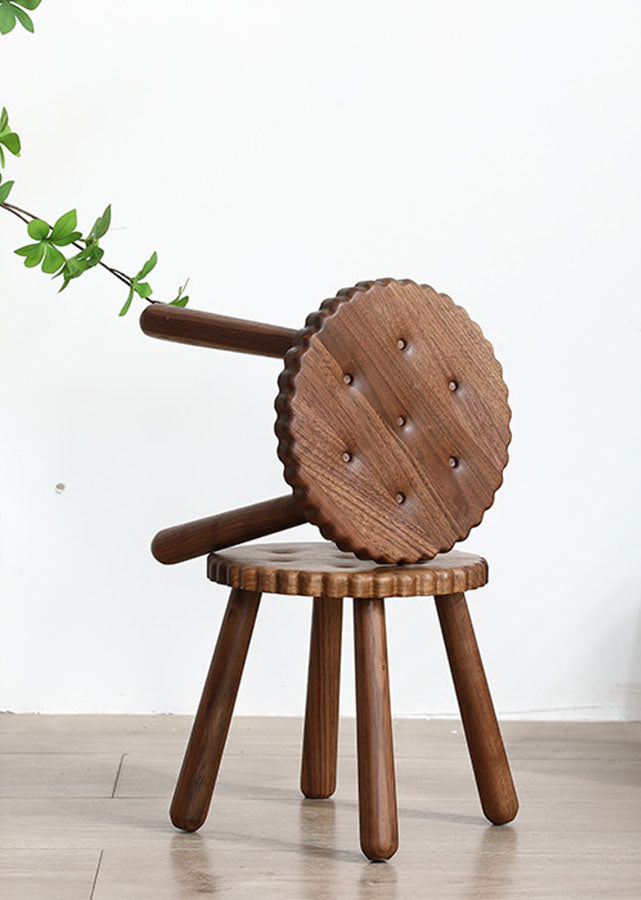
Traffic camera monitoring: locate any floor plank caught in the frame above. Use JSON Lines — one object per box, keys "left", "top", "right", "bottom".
{"left": 2, "top": 715, "right": 640, "bottom": 759}
{"left": 0, "top": 849, "right": 100, "bottom": 900}
{"left": 0, "top": 754, "right": 122, "bottom": 798}
{"left": 0, "top": 716, "right": 640, "bottom": 898}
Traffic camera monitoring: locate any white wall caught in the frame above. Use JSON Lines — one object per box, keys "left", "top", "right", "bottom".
{"left": 1, "top": 1, "right": 640, "bottom": 718}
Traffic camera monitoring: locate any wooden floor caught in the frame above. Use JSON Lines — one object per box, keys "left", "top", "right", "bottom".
{"left": 0, "top": 716, "right": 640, "bottom": 898}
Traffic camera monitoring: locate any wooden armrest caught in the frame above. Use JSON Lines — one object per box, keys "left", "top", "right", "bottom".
{"left": 140, "top": 304, "right": 298, "bottom": 358}
{"left": 151, "top": 495, "right": 306, "bottom": 564}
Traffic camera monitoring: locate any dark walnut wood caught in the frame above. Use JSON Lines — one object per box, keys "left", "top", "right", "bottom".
{"left": 275, "top": 279, "right": 511, "bottom": 563}
{"left": 354, "top": 597, "right": 398, "bottom": 860}
{"left": 300, "top": 597, "right": 343, "bottom": 799}
{"left": 140, "top": 304, "right": 297, "bottom": 358}
{"left": 170, "top": 588, "right": 261, "bottom": 832}
{"left": 435, "top": 592, "right": 518, "bottom": 825}
{"left": 144, "top": 276, "right": 518, "bottom": 860}
{"left": 208, "top": 541, "right": 488, "bottom": 598}
{"left": 152, "top": 495, "right": 305, "bottom": 565}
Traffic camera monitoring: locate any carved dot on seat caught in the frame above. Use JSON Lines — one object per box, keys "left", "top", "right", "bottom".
{"left": 395, "top": 492, "right": 406, "bottom": 504}
{"left": 343, "top": 373, "right": 353, "bottom": 385}
{"left": 449, "top": 380, "right": 459, "bottom": 392}
{"left": 396, "top": 415, "right": 406, "bottom": 427}
{"left": 397, "top": 338, "right": 407, "bottom": 350}
{"left": 449, "top": 457, "right": 459, "bottom": 468}
{"left": 342, "top": 451, "right": 352, "bottom": 463}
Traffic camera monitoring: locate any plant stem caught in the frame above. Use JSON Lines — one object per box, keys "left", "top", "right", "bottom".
{"left": 0, "top": 199, "right": 159, "bottom": 302}
{"left": 1, "top": 201, "right": 30, "bottom": 225}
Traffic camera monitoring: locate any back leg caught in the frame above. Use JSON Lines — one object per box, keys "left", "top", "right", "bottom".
{"left": 435, "top": 592, "right": 518, "bottom": 825}
{"left": 301, "top": 596, "right": 343, "bottom": 799}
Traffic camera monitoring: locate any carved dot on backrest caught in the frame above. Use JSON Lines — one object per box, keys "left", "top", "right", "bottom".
{"left": 275, "top": 279, "right": 511, "bottom": 563}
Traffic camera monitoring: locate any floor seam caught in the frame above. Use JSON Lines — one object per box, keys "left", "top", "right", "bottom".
{"left": 89, "top": 849, "right": 103, "bottom": 900}
{"left": 111, "top": 754, "right": 126, "bottom": 798}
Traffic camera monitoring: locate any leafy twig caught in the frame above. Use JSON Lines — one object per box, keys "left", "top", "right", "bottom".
{"left": 0, "top": 106, "right": 190, "bottom": 315}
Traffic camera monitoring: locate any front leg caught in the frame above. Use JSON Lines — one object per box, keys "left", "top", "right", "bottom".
{"left": 170, "top": 588, "right": 261, "bottom": 832}
{"left": 353, "top": 597, "right": 399, "bottom": 860}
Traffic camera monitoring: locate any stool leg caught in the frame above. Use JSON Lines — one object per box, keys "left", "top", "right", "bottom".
{"left": 353, "top": 597, "right": 399, "bottom": 861}
{"left": 170, "top": 588, "right": 261, "bottom": 832}
{"left": 435, "top": 592, "right": 518, "bottom": 825}
{"left": 301, "top": 597, "right": 343, "bottom": 799}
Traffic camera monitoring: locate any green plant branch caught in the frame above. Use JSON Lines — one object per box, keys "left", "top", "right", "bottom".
{"left": 2, "top": 16, "right": 193, "bottom": 317}
{"left": 1, "top": 199, "right": 147, "bottom": 292}
{"left": 1, "top": 103, "right": 190, "bottom": 316}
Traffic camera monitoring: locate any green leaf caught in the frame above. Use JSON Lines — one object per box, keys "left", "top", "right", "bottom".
{"left": 0, "top": 109, "right": 21, "bottom": 162}
{"left": 64, "top": 257, "right": 88, "bottom": 278}
{"left": 0, "top": 5, "right": 16, "bottom": 34}
{"left": 89, "top": 204, "right": 111, "bottom": 240}
{"left": 132, "top": 280, "right": 152, "bottom": 299}
{"left": 50, "top": 230, "right": 81, "bottom": 247}
{"left": 119, "top": 286, "right": 135, "bottom": 317}
{"left": 14, "top": 241, "right": 38, "bottom": 256}
{"left": 54, "top": 242, "right": 104, "bottom": 287}
{"left": 56, "top": 253, "right": 93, "bottom": 292}
{"left": 170, "top": 277, "right": 190, "bottom": 307}
{"left": 77, "top": 243, "right": 104, "bottom": 267}
{"left": 11, "top": 5, "right": 33, "bottom": 31}
{"left": 50, "top": 209, "right": 77, "bottom": 243}
{"left": 0, "top": 178, "right": 13, "bottom": 202}
{"left": 12, "top": 0, "right": 42, "bottom": 9}
{"left": 41, "top": 243, "right": 65, "bottom": 274}
{"left": 137, "top": 251, "right": 157, "bottom": 279}
{"left": 27, "top": 218, "right": 49, "bottom": 240}
{"left": 16, "top": 242, "right": 44, "bottom": 268}
{"left": 0, "top": 132, "right": 20, "bottom": 156}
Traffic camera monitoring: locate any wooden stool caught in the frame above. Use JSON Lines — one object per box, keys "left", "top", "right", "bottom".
{"left": 141, "top": 279, "right": 518, "bottom": 860}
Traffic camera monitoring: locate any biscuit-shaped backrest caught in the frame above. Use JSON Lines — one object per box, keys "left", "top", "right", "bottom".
{"left": 275, "top": 279, "right": 511, "bottom": 563}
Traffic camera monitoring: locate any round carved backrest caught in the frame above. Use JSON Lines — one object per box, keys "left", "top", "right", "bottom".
{"left": 275, "top": 279, "right": 511, "bottom": 563}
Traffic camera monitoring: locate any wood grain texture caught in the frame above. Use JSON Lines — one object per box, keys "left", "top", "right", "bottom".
{"left": 152, "top": 495, "right": 305, "bottom": 564}
{"left": 435, "top": 592, "right": 518, "bottom": 826}
{"left": 300, "top": 598, "right": 343, "bottom": 799}
{"left": 275, "top": 279, "right": 511, "bottom": 563}
{"left": 208, "top": 542, "right": 488, "bottom": 598}
{"left": 140, "top": 304, "right": 297, "bottom": 358}
{"left": 170, "top": 588, "right": 261, "bottom": 832}
{"left": 353, "top": 598, "right": 398, "bottom": 860}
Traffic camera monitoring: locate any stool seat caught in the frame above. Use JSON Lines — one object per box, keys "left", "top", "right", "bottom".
{"left": 208, "top": 541, "right": 488, "bottom": 598}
